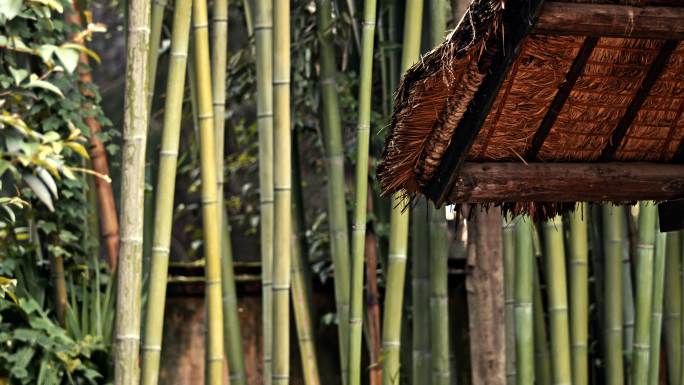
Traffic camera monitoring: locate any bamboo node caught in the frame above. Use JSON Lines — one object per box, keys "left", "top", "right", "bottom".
{"left": 142, "top": 345, "right": 162, "bottom": 352}
{"left": 273, "top": 79, "right": 290, "bottom": 85}
{"left": 382, "top": 340, "right": 401, "bottom": 348}
{"left": 350, "top": 317, "right": 363, "bottom": 324}
{"left": 207, "top": 356, "right": 224, "bottom": 362}
{"left": 253, "top": 24, "right": 273, "bottom": 31}
{"left": 152, "top": 246, "right": 170, "bottom": 253}
{"left": 192, "top": 23, "right": 209, "bottom": 29}
{"left": 205, "top": 278, "right": 221, "bottom": 286}
{"left": 127, "top": 26, "right": 151, "bottom": 34}
{"left": 212, "top": 18, "right": 229, "bottom": 22}
{"left": 272, "top": 284, "right": 290, "bottom": 291}
{"left": 169, "top": 52, "right": 188, "bottom": 58}
{"left": 159, "top": 150, "right": 179, "bottom": 157}
{"left": 361, "top": 21, "right": 376, "bottom": 28}
{"left": 116, "top": 334, "right": 141, "bottom": 341}
{"left": 198, "top": 114, "right": 214, "bottom": 121}
{"left": 388, "top": 253, "right": 407, "bottom": 261}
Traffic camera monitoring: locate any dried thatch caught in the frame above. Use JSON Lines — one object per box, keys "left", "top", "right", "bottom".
{"left": 377, "top": 0, "right": 684, "bottom": 217}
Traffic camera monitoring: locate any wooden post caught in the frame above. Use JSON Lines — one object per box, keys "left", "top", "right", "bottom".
{"left": 466, "top": 207, "right": 506, "bottom": 385}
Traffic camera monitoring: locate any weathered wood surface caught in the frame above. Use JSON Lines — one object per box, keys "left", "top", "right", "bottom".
{"left": 466, "top": 208, "right": 506, "bottom": 385}
{"left": 535, "top": 2, "right": 684, "bottom": 39}
{"left": 448, "top": 163, "right": 684, "bottom": 203}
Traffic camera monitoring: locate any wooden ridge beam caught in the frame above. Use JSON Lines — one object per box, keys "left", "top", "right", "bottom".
{"left": 425, "top": 0, "right": 547, "bottom": 206}
{"left": 535, "top": 2, "right": 684, "bottom": 40}
{"left": 448, "top": 162, "right": 684, "bottom": 203}
{"left": 526, "top": 36, "right": 598, "bottom": 159}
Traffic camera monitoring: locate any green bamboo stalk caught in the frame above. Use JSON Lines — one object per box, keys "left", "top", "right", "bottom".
{"left": 542, "top": 216, "right": 572, "bottom": 385}
{"left": 140, "top": 0, "right": 191, "bottom": 382}
{"left": 534, "top": 260, "right": 552, "bottom": 385}
{"left": 514, "top": 217, "right": 534, "bottom": 385}
{"left": 632, "top": 203, "right": 657, "bottom": 384}
{"left": 254, "top": 0, "right": 273, "bottom": 382}
{"left": 220, "top": 210, "right": 246, "bottom": 385}
{"left": 191, "top": 0, "right": 226, "bottom": 381}
{"left": 412, "top": 200, "right": 431, "bottom": 384}
{"left": 429, "top": 203, "right": 449, "bottom": 385}
{"left": 568, "top": 205, "right": 589, "bottom": 385}
{"left": 272, "top": 0, "right": 291, "bottom": 383}
{"left": 664, "top": 231, "right": 682, "bottom": 384}
{"left": 603, "top": 205, "right": 624, "bottom": 385}
{"left": 147, "top": 0, "right": 166, "bottom": 108}
{"left": 622, "top": 214, "right": 635, "bottom": 373}
{"left": 381, "top": 194, "right": 410, "bottom": 385}
{"left": 647, "top": 224, "right": 667, "bottom": 385}
{"left": 211, "top": 0, "right": 247, "bottom": 381}
{"left": 381, "top": 0, "right": 423, "bottom": 382}
{"left": 503, "top": 217, "right": 516, "bottom": 385}
{"left": 115, "top": 0, "right": 151, "bottom": 381}
{"left": 291, "top": 133, "right": 322, "bottom": 385}
{"left": 51, "top": 248, "right": 67, "bottom": 326}
{"left": 348, "top": 0, "right": 378, "bottom": 381}
{"left": 316, "top": 1, "right": 352, "bottom": 380}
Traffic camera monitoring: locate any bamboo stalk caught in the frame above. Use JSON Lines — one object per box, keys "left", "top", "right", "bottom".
{"left": 191, "top": 0, "right": 226, "bottom": 381}
{"left": 542, "top": 216, "right": 572, "bottom": 385}
{"left": 632, "top": 202, "right": 657, "bottom": 384}
{"left": 291, "top": 128, "right": 322, "bottom": 385}
{"left": 648, "top": 225, "right": 667, "bottom": 385}
{"left": 271, "top": 0, "right": 291, "bottom": 383}
{"left": 140, "top": 0, "right": 191, "bottom": 382}
{"left": 622, "top": 214, "right": 635, "bottom": 375}
{"left": 533, "top": 259, "right": 552, "bottom": 385}
{"left": 348, "top": 0, "right": 378, "bottom": 381}
{"left": 568, "top": 205, "right": 589, "bottom": 385}
{"left": 381, "top": 0, "right": 423, "bottom": 382}
{"left": 603, "top": 205, "right": 624, "bottom": 385}
{"left": 114, "top": 0, "right": 151, "bottom": 380}
{"left": 211, "top": 0, "right": 247, "bottom": 381}
{"left": 664, "top": 231, "right": 682, "bottom": 384}
{"left": 51, "top": 247, "right": 68, "bottom": 326}
{"left": 412, "top": 200, "right": 431, "bottom": 384}
{"left": 503, "top": 217, "right": 516, "bottom": 385}
{"left": 429, "top": 203, "right": 449, "bottom": 385}
{"left": 254, "top": 0, "right": 274, "bottom": 382}
{"left": 514, "top": 217, "right": 535, "bottom": 385}
{"left": 147, "top": 0, "right": 166, "bottom": 108}
{"left": 364, "top": 190, "right": 383, "bottom": 385}
{"left": 316, "top": 1, "right": 352, "bottom": 380}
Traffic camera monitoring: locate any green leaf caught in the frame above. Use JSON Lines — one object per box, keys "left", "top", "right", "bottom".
{"left": 55, "top": 47, "right": 79, "bottom": 74}
{"left": 23, "top": 174, "right": 54, "bottom": 211}
{"left": 65, "top": 142, "right": 89, "bottom": 159}
{"left": 25, "top": 74, "right": 64, "bottom": 97}
{"left": 9, "top": 66, "right": 29, "bottom": 85}
{"left": 61, "top": 43, "right": 100, "bottom": 64}
{"left": 38, "top": 44, "right": 57, "bottom": 64}
{"left": 0, "top": 0, "right": 22, "bottom": 20}
{"left": 37, "top": 167, "right": 58, "bottom": 199}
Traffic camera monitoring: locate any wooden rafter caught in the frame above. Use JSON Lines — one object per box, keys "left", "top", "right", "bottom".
{"left": 448, "top": 162, "right": 684, "bottom": 203}
{"left": 425, "top": 0, "right": 547, "bottom": 206}
{"left": 535, "top": 2, "right": 684, "bottom": 40}
{"left": 599, "top": 40, "right": 678, "bottom": 161}
{"left": 526, "top": 36, "right": 598, "bottom": 159}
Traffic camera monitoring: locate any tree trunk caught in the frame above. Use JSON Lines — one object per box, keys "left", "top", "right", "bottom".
{"left": 466, "top": 208, "right": 505, "bottom": 385}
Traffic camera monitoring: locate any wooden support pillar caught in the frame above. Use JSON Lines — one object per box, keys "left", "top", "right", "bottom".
{"left": 466, "top": 207, "right": 506, "bottom": 385}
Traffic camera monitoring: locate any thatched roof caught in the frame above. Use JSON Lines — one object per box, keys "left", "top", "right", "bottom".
{"left": 377, "top": 0, "right": 684, "bottom": 218}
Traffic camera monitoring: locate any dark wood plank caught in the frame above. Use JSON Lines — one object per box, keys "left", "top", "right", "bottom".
{"left": 535, "top": 2, "right": 684, "bottom": 40}
{"left": 526, "top": 37, "right": 598, "bottom": 159}
{"left": 599, "top": 40, "right": 679, "bottom": 161}
{"left": 425, "top": 0, "right": 547, "bottom": 206}
{"left": 658, "top": 198, "right": 684, "bottom": 232}
{"left": 673, "top": 139, "right": 684, "bottom": 163}
{"left": 448, "top": 162, "right": 684, "bottom": 203}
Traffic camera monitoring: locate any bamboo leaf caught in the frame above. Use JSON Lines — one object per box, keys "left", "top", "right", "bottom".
{"left": 0, "top": 0, "right": 23, "bottom": 21}
{"left": 25, "top": 75, "right": 64, "bottom": 97}
{"left": 64, "top": 142, "right": 90, "bottom": 159}
{"left": 54, "top": 47, "right": 80, "bottom": 73}
{"left": 23, "top": 174, "right": 54, "bottom": 211}
{"left": 37, "top": 167, "right": 58, "bottom": 199}
{"left": 9, "top": 66, "right": 29, "bottom": 85}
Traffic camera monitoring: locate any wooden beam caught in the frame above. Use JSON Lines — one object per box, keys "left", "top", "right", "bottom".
{"left": 526, "top": 37, "right": 598, "bottom": 159}
{"left": 425, "top": 0, "right": 547, "bottom": 206}
{"left": 535, "top": 2, "right": 684, "bottom": 40}
{"left": 599, "top": 40, "right": 678, "bottom": 161}
{"left": 448, "top": 162, "right": 684, "bottom": 203}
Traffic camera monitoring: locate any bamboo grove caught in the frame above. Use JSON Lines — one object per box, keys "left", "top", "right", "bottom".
{"left": 49, "top": 0, "right": 684, "bottom": 383}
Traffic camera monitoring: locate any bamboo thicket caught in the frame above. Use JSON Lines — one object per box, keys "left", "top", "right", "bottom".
{"left": 191, "top": 0, "right": 226, "bottom": 380}
{"left": 381, "top": 0, "right": 423, "bottom": 382}
{"left": 348, "top": 0, "right": 378, "bottom": 381}
{"left": 254, "top": 0, "right": 274, "bottom": 381}
{"left": 140, "top": 0, "right": 192, "bottom": 382}
{"left": 114, "top": 0, "right": 151, "bottom": 380}
{"left": 271, "top": 0, "right": 291, "bottom": 382}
